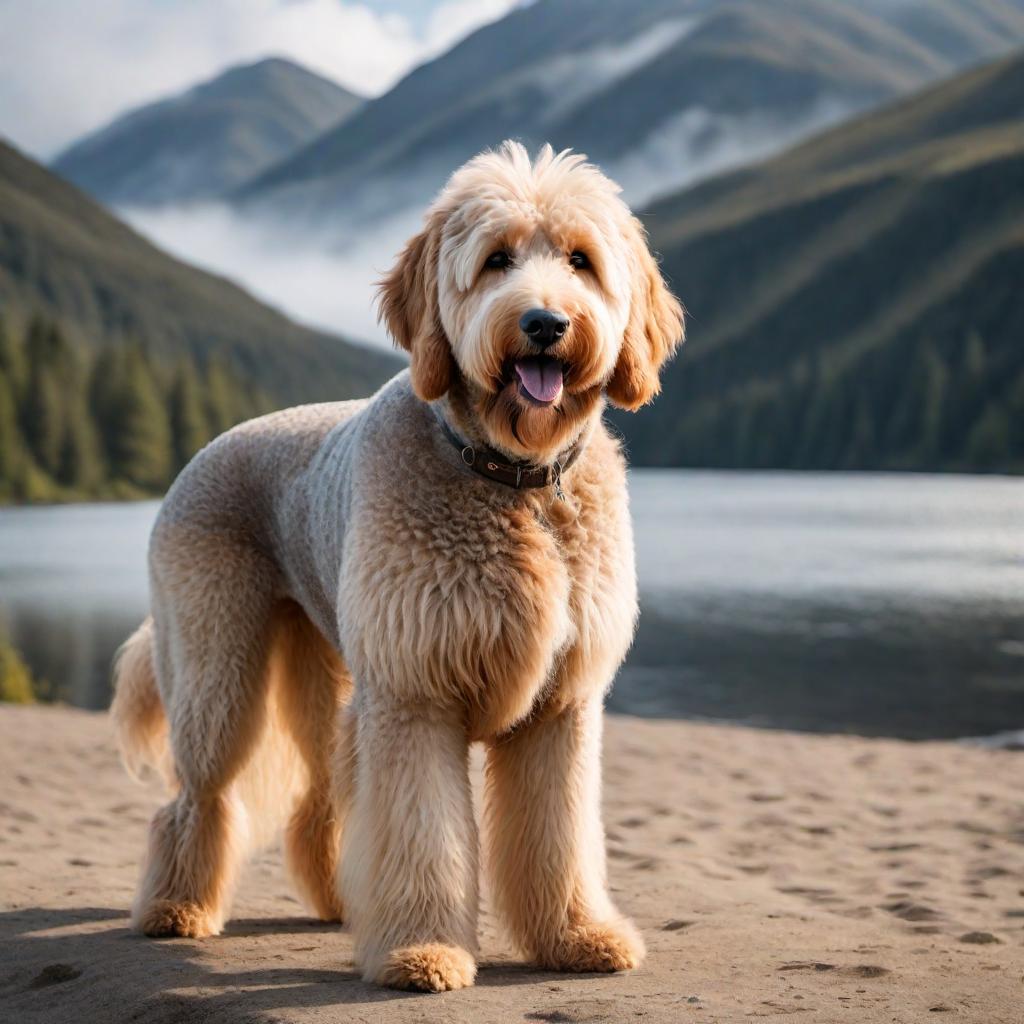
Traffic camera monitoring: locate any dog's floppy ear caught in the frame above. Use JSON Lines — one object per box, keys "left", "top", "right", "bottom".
{"left": 378, "top": 214, "right": 455, "bottom": 401}
{"left": 606, "top": 216, "right": 685, "bottom": 411}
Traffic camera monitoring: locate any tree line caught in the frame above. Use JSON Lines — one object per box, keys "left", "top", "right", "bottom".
{"left": 626, "top": 327, "right": 1024, "bottom": 474}
{"left": 0, "top": 313, "right": 274, "bottom": 503}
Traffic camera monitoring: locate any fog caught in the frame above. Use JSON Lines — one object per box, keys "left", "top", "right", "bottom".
{"left": 609, "top": 97, "right": 858, "bottom": 208}
{"left": 121, "top": 202, "right": 420, "bottom": 347}
{"left": 533, "top": 18, "right": 697, "bottom": 125}
{"left": 121, "top": 95, "right": 856, "bottom": 347}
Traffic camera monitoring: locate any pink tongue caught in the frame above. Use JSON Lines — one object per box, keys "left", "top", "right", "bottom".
{"left": 514, "top": 358, "right": 563, "bottom": 403}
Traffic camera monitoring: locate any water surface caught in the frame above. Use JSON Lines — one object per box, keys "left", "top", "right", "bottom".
{"left": 1, "top": 471, "right": 1021, "bottom": 739}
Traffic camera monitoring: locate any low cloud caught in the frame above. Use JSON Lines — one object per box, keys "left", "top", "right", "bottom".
{"left": 121, "top": 201, "right": 419, "bottom": 347}
{"left": 609, "top": 97, "right": 858, "bottom": 207}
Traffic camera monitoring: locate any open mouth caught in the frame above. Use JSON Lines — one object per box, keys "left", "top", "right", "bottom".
{"left": 512, "top": 355, "right": 564, "bottom": 405}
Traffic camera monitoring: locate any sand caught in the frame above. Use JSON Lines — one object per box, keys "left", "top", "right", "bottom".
{"left": 1, "top": 704, "right": 1021, "bottom": 1023}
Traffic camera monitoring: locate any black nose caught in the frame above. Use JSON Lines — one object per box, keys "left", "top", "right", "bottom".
{"left": 519, "top": 308, "right": 569, "bottom": 349}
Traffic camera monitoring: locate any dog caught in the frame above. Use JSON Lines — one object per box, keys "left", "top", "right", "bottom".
{"left": 111, "top": 141, "right": 684, "bottom": 992}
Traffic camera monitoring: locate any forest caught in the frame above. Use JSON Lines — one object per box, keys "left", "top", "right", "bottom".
{"left": 0, "top": 313, "right": 273, "bottom": 503}
{"left": 623, "top": 324, "right": 1024, "bottom": 474}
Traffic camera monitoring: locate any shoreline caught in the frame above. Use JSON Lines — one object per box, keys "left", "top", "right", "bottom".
{"left": 11, "top": 692, "right": 1024, "bottom": 747}
{"left": 2, "top": 465, "right": 1024, "bottom": 513}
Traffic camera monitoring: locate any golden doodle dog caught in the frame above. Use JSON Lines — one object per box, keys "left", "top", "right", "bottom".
{"left": 111, "top": 141, "right": 684, "bottom": 992}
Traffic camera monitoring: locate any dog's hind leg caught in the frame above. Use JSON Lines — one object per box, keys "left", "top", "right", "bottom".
{"left": 272, "top": 601, "right": 351, "bottom": 922}
{"left": 133, "top": 532, "right": 279, "bottom": 939}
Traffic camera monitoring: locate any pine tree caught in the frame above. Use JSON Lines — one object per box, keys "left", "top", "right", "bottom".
{"left": 25, "top": 315, "right": 66, "bottom": 363}
{"left": 89, "top": 347, "right": 120, "bottom": 443}
{"left": 918, "top": 343, "right": 949, "bottom": 466}
{"left": 91, "top": 344, "right": 172, "bottom": 490}
{"left": 944, "top": 331, "right": 987, "bottom": 459}
{"left": 203, "top": 357, "right": 240, "bottom": 437}
{"left": 882, "top": 344, "right": 924, "bottom": 463}
{"left": 20, "top": 354, "right": 63, "bottom": 477}
{"left": 778, "top": 362, "right": 811, "bottom": 466}
{"left": 19, "top": 317, "right": 81, "bottom": 481}
{"left": 964, "top": 330, "right": 986, "bottom": 379}
{"left": 749, "top": 396, "right": 781, "bottom": 468}
{"left": 168, "top": 354, "right": 210, "bottom": 471}
{"left": 0, "top": 313, "right": 26, "bottom": 405}
{"left": 794, "top": 355, "right": 834, "bottom": 468}
{"left": 1006, "top": 372, "right": 1024, "bottom": 465}
{"left": 0, "top": 374, "right": 27, "bottom": 499}
{"left": 57, "top": 391, "right": 103, "bottom": 492}
{"left": 47, "top": 335, "right": 104, "bottom": 493}
{"left": 965, "top": 405, "right": 1010, "bottom": 469}
{"left": 808, "top": 366, "right": 854, "bottom": 469}
{"left": 841, "top": 393, "right": 876, "bottom": 469}
{"left": 731, "top": 398, "right": 755, "bottom": 468}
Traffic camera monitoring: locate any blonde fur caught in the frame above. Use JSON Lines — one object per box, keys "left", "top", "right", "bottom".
{"left": 110, "top": 619, "right": 170, "bottom": 784}
{"left": 112, "top": 142, "right": 683, "bottom": 991}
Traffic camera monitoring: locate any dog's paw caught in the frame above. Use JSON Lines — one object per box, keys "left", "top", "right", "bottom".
{"left": 137, "top": 899, "right": 217, "bottom": 939}
{"left": 376, "top": 943, "right": 477, "bottom": 992}
{"left": 538, "top": 918, "right": 646, "bottom": 973}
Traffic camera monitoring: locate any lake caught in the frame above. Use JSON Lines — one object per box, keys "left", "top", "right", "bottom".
{"left": 1, "top": 471, "right": 1021, "bottom": 740}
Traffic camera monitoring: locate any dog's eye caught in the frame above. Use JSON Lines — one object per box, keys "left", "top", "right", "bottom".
{"left": 484, "top": 251, "right": 512, "bottom": 270}
{"left": 568, "top": 250, "right": 590, "bottom": 270}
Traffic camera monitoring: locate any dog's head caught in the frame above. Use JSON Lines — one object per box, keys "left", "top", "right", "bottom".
{"left": 379, "top": 142, "right": 684, "bottom": 461}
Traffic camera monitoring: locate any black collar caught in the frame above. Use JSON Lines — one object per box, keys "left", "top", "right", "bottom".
{"left": 437, "top": 415, "right": 583, "bottom": 498}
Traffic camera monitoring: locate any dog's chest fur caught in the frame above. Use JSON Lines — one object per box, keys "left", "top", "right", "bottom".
{"left": 338, "top": 428, "right": 637, "bottom": 740}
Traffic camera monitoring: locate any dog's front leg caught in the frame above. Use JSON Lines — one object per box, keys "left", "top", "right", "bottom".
{"left": 340, "top": 698, "right": 478, "bottom": 991}
{"left": 484, "top": 698, "right": 645, "bottom": 973}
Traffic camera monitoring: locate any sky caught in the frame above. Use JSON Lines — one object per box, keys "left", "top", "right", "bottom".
{"left": 0, "top": 0, "right": 519, "bottom": 158}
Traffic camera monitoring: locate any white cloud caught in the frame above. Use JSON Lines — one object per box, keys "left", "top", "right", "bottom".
{"left": 0, "top": 0, "right": 515, "bottom": 158}
{"left": 426, "top": 0, "right": 518, "bottom": 53}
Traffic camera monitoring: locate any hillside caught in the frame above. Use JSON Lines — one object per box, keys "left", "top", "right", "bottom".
{"left": 237, "top": 0, "right": 1024, "bottom": 219}
{"left": 52, "top": 58, "right": 364, "bottom": 206}
{"left": 622, "top": 51, "right": 1024, "bottom": 472}
{"left": 0, "top": 138, "right": 399, "bottom": 410}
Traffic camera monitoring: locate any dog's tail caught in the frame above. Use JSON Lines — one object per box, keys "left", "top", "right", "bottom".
{"left": 110, "top": 618, "right": 172, "bottom": 785}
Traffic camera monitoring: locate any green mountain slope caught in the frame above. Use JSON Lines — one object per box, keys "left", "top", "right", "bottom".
{"left": 0, "top": 138, "right": 400, "bottom": 408}
{"left": 623, "top": 52, "right": 1024, "bottom": 472}
{"left": 52, "top": 58, "right": 364, "bottom": 206}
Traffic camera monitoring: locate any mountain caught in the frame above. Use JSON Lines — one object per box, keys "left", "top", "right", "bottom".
{"left": 52, "top": 58, "right": 364, "bottom": 206}
{"left": 620, "top": 51, "right": 1024, "bottom": 472}
{"left": 0, "top": 138, "right": 400, "bottom": 407}
{"left": 237, "top": 0, "right": 1024, "bottom": 221}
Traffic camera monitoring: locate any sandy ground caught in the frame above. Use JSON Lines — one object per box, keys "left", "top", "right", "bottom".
{"left": 1, "top": 704, "right": 1021, "bottom": 1024}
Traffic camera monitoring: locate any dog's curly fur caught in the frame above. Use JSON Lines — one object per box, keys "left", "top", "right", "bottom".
{"left": 111, "top": 142, "right": 684, "bottom": 991}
